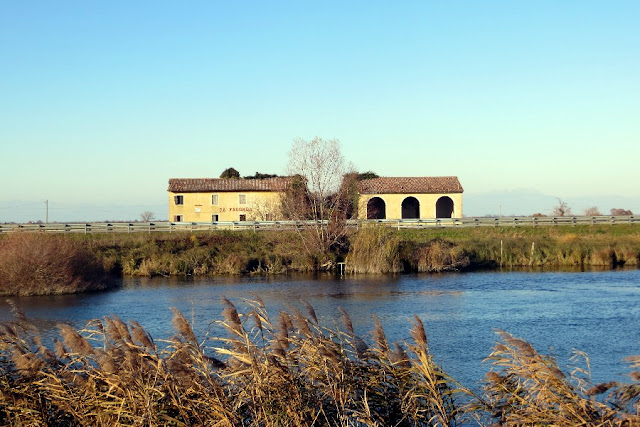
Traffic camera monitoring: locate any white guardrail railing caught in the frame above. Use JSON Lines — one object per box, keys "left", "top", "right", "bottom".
{"left": 0, "top": 216, "right": 637, "bottom": 234}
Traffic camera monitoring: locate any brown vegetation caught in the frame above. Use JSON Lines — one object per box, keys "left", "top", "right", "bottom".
{"left": 346, "top": 226, "right": 470, "bottom": 273}
{"left": 0, "top": 301, "right": 638, "bottom": 426}
{"left": 1, "top": 224, "right": 639, "bottom": 296}
{"left": 481, "top": 330, "right": 640, "bottom": 425}
{"left": 396, "top": 225, "right": 640, "bottom": 270}
{"left": 583, "top": 206, "right": 602, "bottom": 216}
{"left": 611, "top": 208, "right": 634, "bottom": 216}
{"left": 0, "top": 233, "right": 111, "bottom": 296}
{"left": 92, "top": 230, "right": 317, "bottom": 277}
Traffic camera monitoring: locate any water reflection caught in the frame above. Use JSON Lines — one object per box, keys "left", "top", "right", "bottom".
{"left": 1, "top": 269, "right": 639, "bottom": 390}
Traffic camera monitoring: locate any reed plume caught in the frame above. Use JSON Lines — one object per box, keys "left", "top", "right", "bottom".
{"left": 1, "top": 299, "right": 639, "bottom": 425}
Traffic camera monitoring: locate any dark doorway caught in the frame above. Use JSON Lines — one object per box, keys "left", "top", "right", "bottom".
{"left": 401, "top": 197, "right": 420, "bottom": 219}
{"left": 367, "top": 197, "right": 386, "bottom": 219}
{"left": 436, "top": 196, "right": 454, "bottom": 218}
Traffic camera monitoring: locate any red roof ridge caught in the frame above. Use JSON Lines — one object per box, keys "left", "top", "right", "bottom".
{"left": 168, "top": 176, "right": 295, "bottom": 193}
{"left": 357, "top": 176, "right": 463, "bottom": 194}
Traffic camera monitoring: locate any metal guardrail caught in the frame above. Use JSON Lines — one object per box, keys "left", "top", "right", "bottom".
{"left": 0, "top": 216, "right": 637, "bottom": 234}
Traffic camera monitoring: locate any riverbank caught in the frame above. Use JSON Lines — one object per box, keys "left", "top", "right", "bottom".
{"left": 87, "top": 224, "right": 639, "bottom": 275}
{"left": 1, "top": 224, "right": 639, "bottom": 295}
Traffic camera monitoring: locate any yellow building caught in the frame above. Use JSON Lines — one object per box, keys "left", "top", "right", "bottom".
{"left": 356, "top": 177, "right": 463, "bottom": 220}
{"left": 168, "top": 177, "right": 294, "bottom": 222}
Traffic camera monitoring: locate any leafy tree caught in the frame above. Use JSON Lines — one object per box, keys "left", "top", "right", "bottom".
{"left": 243, "top": 172, "right": 278, "bottom": 180}
{"left": 356, "top": 171, "right": 379, "bottom": 180}
{"left": 220, "top": 167, "right": 240, "bottom": 179}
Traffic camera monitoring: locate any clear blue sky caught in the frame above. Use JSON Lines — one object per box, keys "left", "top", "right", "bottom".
{"left": 1, "top": 1, "right": 638, "bottom": 221}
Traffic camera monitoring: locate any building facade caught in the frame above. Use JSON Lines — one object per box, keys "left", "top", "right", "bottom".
{"left": 167, "top": 177, "right": 294, "bottom": 222}
{"left": 356, "top": 177, "right": 463, "bottom": 220}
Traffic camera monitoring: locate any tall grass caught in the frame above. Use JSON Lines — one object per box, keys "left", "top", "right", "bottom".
{"left": 398, "top": 225, "right": 640, "bottom": 270}
{"left": 87, "top": 231, "right": 317, "bottom": 277}
{"left": 1, "top": 300, "right": 638, "bottom": 425}
{"left": 0, "top": 233, "right": 111, "bottom": 296}
{"left": 1, "top": 225, "right": 638, "bottom": 290}
{"left": 347, "top": 226, "right": 470, "bottom": 273}
{"left": 481, "top": 330, "right": 640, "bottom": 425}
{"left": 346, "top": 225, "right": 402, "bottom": 273}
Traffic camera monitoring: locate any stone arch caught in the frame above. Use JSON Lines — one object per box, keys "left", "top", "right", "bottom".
{"left": 367, "top": 197, "right": 386, "bottom": 219}
{"left": 401, "top": 196, "right": 420, "bottom": 219}
{"left": 436, "top": 196, "right": 454, "bottom": 218}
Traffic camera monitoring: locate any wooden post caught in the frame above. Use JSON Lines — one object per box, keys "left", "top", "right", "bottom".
{"left": 530, "top": 242, "right": 535, "bottom": 266}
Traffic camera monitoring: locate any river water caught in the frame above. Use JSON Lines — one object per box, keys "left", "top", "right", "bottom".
{"left": 2, "top": 269, "right": 639, "bottom": 390}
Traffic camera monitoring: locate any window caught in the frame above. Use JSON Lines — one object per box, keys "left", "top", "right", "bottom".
{"left": 239, "top": 194, "right": 247, "bottom": 205}
{"left": 195, "top": 205, "right": 201, "bottom": 213}
{"left": 174, "top": 195, "right": 184, "bottom": 205}
{"left": 211, "top": 194, "right": 219, "bottom": 205}
{"left": 212, "top": 214, "right": 219, "bottom": 222}
{"left": 239, "top": 214, "right": 246, "bottom": 221}
{"left": 173, "top": 215, "right": 183, "bottom": 222}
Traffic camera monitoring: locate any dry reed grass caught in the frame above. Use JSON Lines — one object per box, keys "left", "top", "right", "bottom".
{"left": 481, "top": 330, "right": 640, "bottom": 426}
{"left": 346, "top": 226, "right": 402, "bottom": 273}
{"left": 2, "top": 299, "right": 638, "bottom": 425}
{"left": 0, "top": 298, "right": 474, "bottom": 426}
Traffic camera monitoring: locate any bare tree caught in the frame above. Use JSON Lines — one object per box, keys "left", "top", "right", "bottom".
{"left": 551, "top": 198, "right": 572, "bottom": 217}
{"left": 249, "top": 197, "right": 280, "bottom": 221}
{"left": 583, "top": 206, "right": 601, "bottom": 216}
{"left": 140, "top": 211, "right": 154, "bottom": 222}
{"left": 282, "top": 137, "right": 351, "bottom": 260}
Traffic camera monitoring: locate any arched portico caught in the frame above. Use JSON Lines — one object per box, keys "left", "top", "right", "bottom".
{"left": 401, "top": 197, "right": 420, "bottom": 219}
{"left": 436, "top": 196, "right": 454, "bottom": 218}
{"left": 367, "top": 197, "right": 386, "bottom": 219}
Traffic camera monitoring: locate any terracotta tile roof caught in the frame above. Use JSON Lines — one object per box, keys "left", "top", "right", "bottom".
{"left": 168, "top": 177, "right": 294, "bottom": 193}
{"left": 357, "top": 177, "right": 463, "bottom": 194}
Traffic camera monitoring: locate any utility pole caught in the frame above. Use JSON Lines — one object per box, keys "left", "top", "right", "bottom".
{"left": 45, "top": 200, "right": 48, "bottom": 223}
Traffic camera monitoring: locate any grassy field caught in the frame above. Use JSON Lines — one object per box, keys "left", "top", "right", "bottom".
{"left": 1, "top": 299, "right": 638, "bottom": 426}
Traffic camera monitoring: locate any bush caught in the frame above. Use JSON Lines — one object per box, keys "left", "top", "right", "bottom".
{"left": 0, "top": 233, "right": 111, "bottom": 296}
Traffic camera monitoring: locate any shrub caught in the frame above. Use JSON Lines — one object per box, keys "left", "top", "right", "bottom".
{"left": 0, "top": 233, "right": 110, "bottom": 296}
